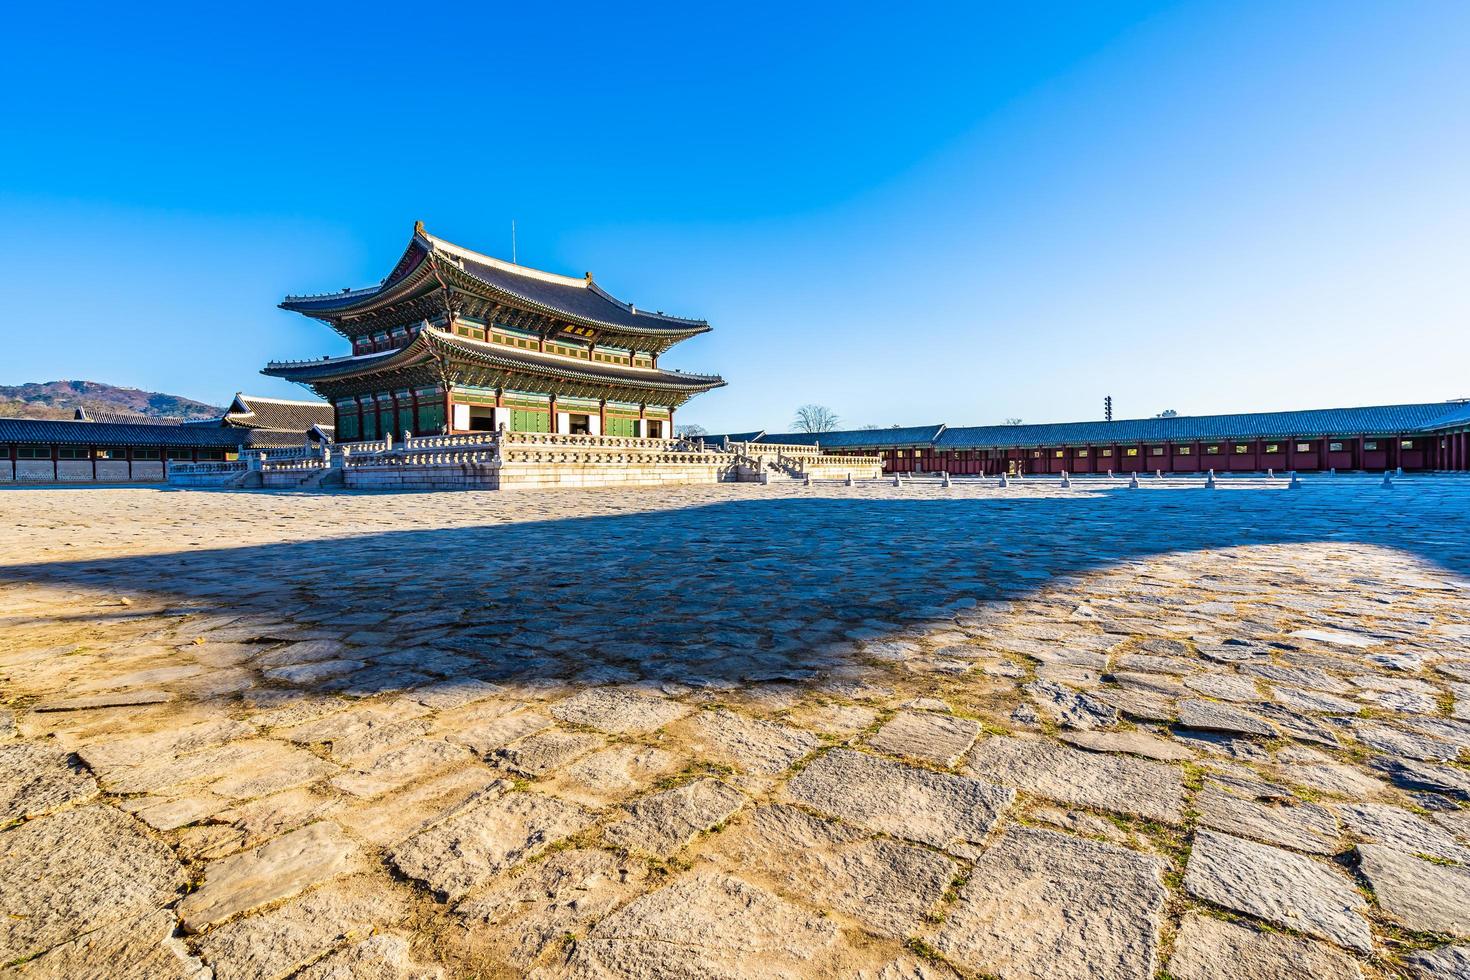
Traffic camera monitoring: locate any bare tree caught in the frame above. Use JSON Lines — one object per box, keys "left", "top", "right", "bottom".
{"left": 1004, "top": 417, "right": 1023, "bottom": 426}
{"left": 1155, "top": 409, "right": 1178, "bottom": 418}
{"left": 675, "top": 423, "right": 708, "bottom": 437}
{"left": 793, "top": 404, "right": 840, "bottom": 433}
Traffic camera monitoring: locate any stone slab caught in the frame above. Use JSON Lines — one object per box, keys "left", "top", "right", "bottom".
{"left": 603, "top": 778, "right": 746, "bottom": 857}
{"left": 561, "top": 870, "right": 840, "bottom": 978}
{"left": 932, "top": 825, "right": 1166, "bottom": 980}
{"left": 708, "top": 803, "right": 957, "bottom": 938}
{"left": 548, "top": 687, "right": 690, "bottom": 734}
{"left": 866, "top": 711, "right": 980, "bottom": 766}
{"left": 194, "top": 877, "right": 405, "bottom": 980}
{"left": 177, "top": 821, "right": 360, "bottom": 932}
{"left": 389, "top": 791, "right": 592, "bottom": 900}
{"left": 0, "top": 742, "right": 98, "bottom": 822}
{"left": 1166, "top": 911, "right": 1364, "bottom": 980}
{"left": 784, "top": 748, "right": 1013, "bottom": 850}
{"left": 0, "top": 805, "right": 188, "bottom": 963}
{"left": 966, "top": 735, "right": 1184, "bottom": 824}
{"left": 1183, "top": 829, "right": 1371, "bottom": 952}
{"left": 1357, "top": 843, "right": 1470, "bottom": 938}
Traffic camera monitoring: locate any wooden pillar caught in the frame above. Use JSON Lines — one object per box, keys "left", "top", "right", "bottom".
{"left": 599, "top": 398, "right": 607, "bottom": 436}
{"left": 548, "top": 394, "right": 558, "bottom": 434}
{"left": 639, "top": 402, "right": 647, "bottom": 439}
{"left": 1286, "top": 437, "right": 1295, "bottom": 472}
{"left": 90, "top": 445, "right": 96, "bottom": 481}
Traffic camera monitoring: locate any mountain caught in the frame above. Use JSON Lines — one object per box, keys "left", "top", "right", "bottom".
{"left": 0, "top": 381, "right": 225, "bottom": 422}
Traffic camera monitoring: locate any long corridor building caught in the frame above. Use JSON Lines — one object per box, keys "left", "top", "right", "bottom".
{"left": 725, "top": 400, "right": 1470, "bottom": 474}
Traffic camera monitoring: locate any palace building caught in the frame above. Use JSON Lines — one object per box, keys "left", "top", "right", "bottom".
{"left": 715, "top": 399, "right": 1470, "bottom": 474}
{"left": 0, "top": 392, "right": 331, "bottom": 484}
{"left": 265, "top": 223, "right": 725, "bottom": 442}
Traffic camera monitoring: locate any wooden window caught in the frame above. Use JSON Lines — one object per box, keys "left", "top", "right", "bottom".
{"left": 58, "top": 447, "right": 88, "bottom": 459}
{"left": 1150, "top": 447, "right": 1165, "bottom": 456}
{"left": 132, "top": 448, "right": 161, "bottom": 460}
{"left": 1206, "top": 444, "right": 1221, "bottom": 454}
{"left": 1177, "top": 446, "right": 1192, "bottom": 455}
{"left": 1264, "top": 443, "right": 1280, "bottom": 454}
{"left": 1053, "top": 449, "right": 1064, "bottom": 458}
{"left": 166, "top": 449, "right": 194, "bottom": 460}
{"left": 1329, "top": 442, "right": 1344, "bottom": 451}
{"left": 1364, "top": 440, "right": 1379, "bottom": 451}
{"left": 1234, "top": 444, "right": 1251, "bottom": 454}
{"left": 197, "top": 449, "right": 226, "bottom": 461}
{"left": 1296, "top": 442, "right": 1312, "bottom": 453}
{"left": 1076, "top": 448, "right": 1089, "bottom": 457}
{"left": 1400, "top": 440, "right": 1414, "bottom": 449}
{"left": 1125, "top": 447, "right": 1139, "bottom": 457}
{"left": 16, "top": 446, "right": 49, "bottom": 459}
{"left": 1100, "top": 448, "right": 1113, "bottom": 457}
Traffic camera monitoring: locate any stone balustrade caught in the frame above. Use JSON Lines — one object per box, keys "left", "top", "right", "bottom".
{"left": 168, "top": 461, "right": 247, "bottom": 476}
{"left": 240, "top": 445, "right": 320, "bottom": 462}
{"left": 794, "top": 453, "right": 882, "bottom": 470}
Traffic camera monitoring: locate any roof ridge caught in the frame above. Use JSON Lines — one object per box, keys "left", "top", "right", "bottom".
{"left": 235, "top": 394, "right": 329, "bottom": 407}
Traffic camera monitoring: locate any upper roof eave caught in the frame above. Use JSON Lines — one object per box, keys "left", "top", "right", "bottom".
{"left": 262, "top": 328, "right": 725, "bottom": 393}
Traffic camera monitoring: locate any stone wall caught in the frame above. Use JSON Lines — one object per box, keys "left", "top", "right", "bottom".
{"left": 0, "top": 460, "right": 171, "bottom": 484}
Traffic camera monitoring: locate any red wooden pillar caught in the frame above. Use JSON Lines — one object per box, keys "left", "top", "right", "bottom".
{"left": 1285, "top": 437, "right": 1295, "bottom": 472}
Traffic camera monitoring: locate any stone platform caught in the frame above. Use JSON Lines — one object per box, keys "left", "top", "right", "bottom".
{"left": 1, "top": 477, "right": 1468, "bottom": 978}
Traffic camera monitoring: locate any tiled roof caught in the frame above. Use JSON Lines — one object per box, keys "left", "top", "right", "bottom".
{"left": 73, "top": 409, "right": 202, "bottom": 425}
{"left": 935, "top": 402, "right": 1466, "bottom": 449}
{"left": 758, "top": 425, "right": 946, "bottom": 449}
{"left": 0, "top": 418, "right": 302, "bottom": 448}
{"left": 222, "top": 394, "right": 334, "bottom": 432}
{"left": 281, "top": 224, "right": 709, "bottom": 338}
{"left": 1419, "top": 401, "right": 1470, "bottom": 432}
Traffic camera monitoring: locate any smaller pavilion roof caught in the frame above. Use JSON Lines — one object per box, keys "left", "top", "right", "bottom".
{"left": 697, "top": 430, "right": 765, "bottom": 445}
{"left": 205, "top": 393, "right": 334, "bottom": 432}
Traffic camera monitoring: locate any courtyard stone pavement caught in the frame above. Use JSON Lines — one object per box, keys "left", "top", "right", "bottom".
{"left": 1, "top": 476, "right": 1469, "bottom": 978}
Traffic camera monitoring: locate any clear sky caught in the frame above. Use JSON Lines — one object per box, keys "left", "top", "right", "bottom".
{"left": 2, "top": 1, "right": 1466, "bottom": 430}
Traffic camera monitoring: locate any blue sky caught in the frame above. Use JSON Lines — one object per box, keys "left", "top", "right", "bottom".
{"left": 2, "top": 1, "right": 1466, "bottom": 430}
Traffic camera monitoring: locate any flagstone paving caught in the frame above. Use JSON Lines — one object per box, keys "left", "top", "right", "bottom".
{"left": 0, "top": 477, "right": 1468, "bottom": 978}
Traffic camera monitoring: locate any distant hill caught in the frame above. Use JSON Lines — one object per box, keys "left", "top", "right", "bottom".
{"left": 0, "top": 381, "right": 225, "bottom": 421}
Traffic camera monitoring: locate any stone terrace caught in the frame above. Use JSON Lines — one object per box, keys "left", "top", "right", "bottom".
{"left": 1, "top": 478, "right": 1469, "bottom": 979}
